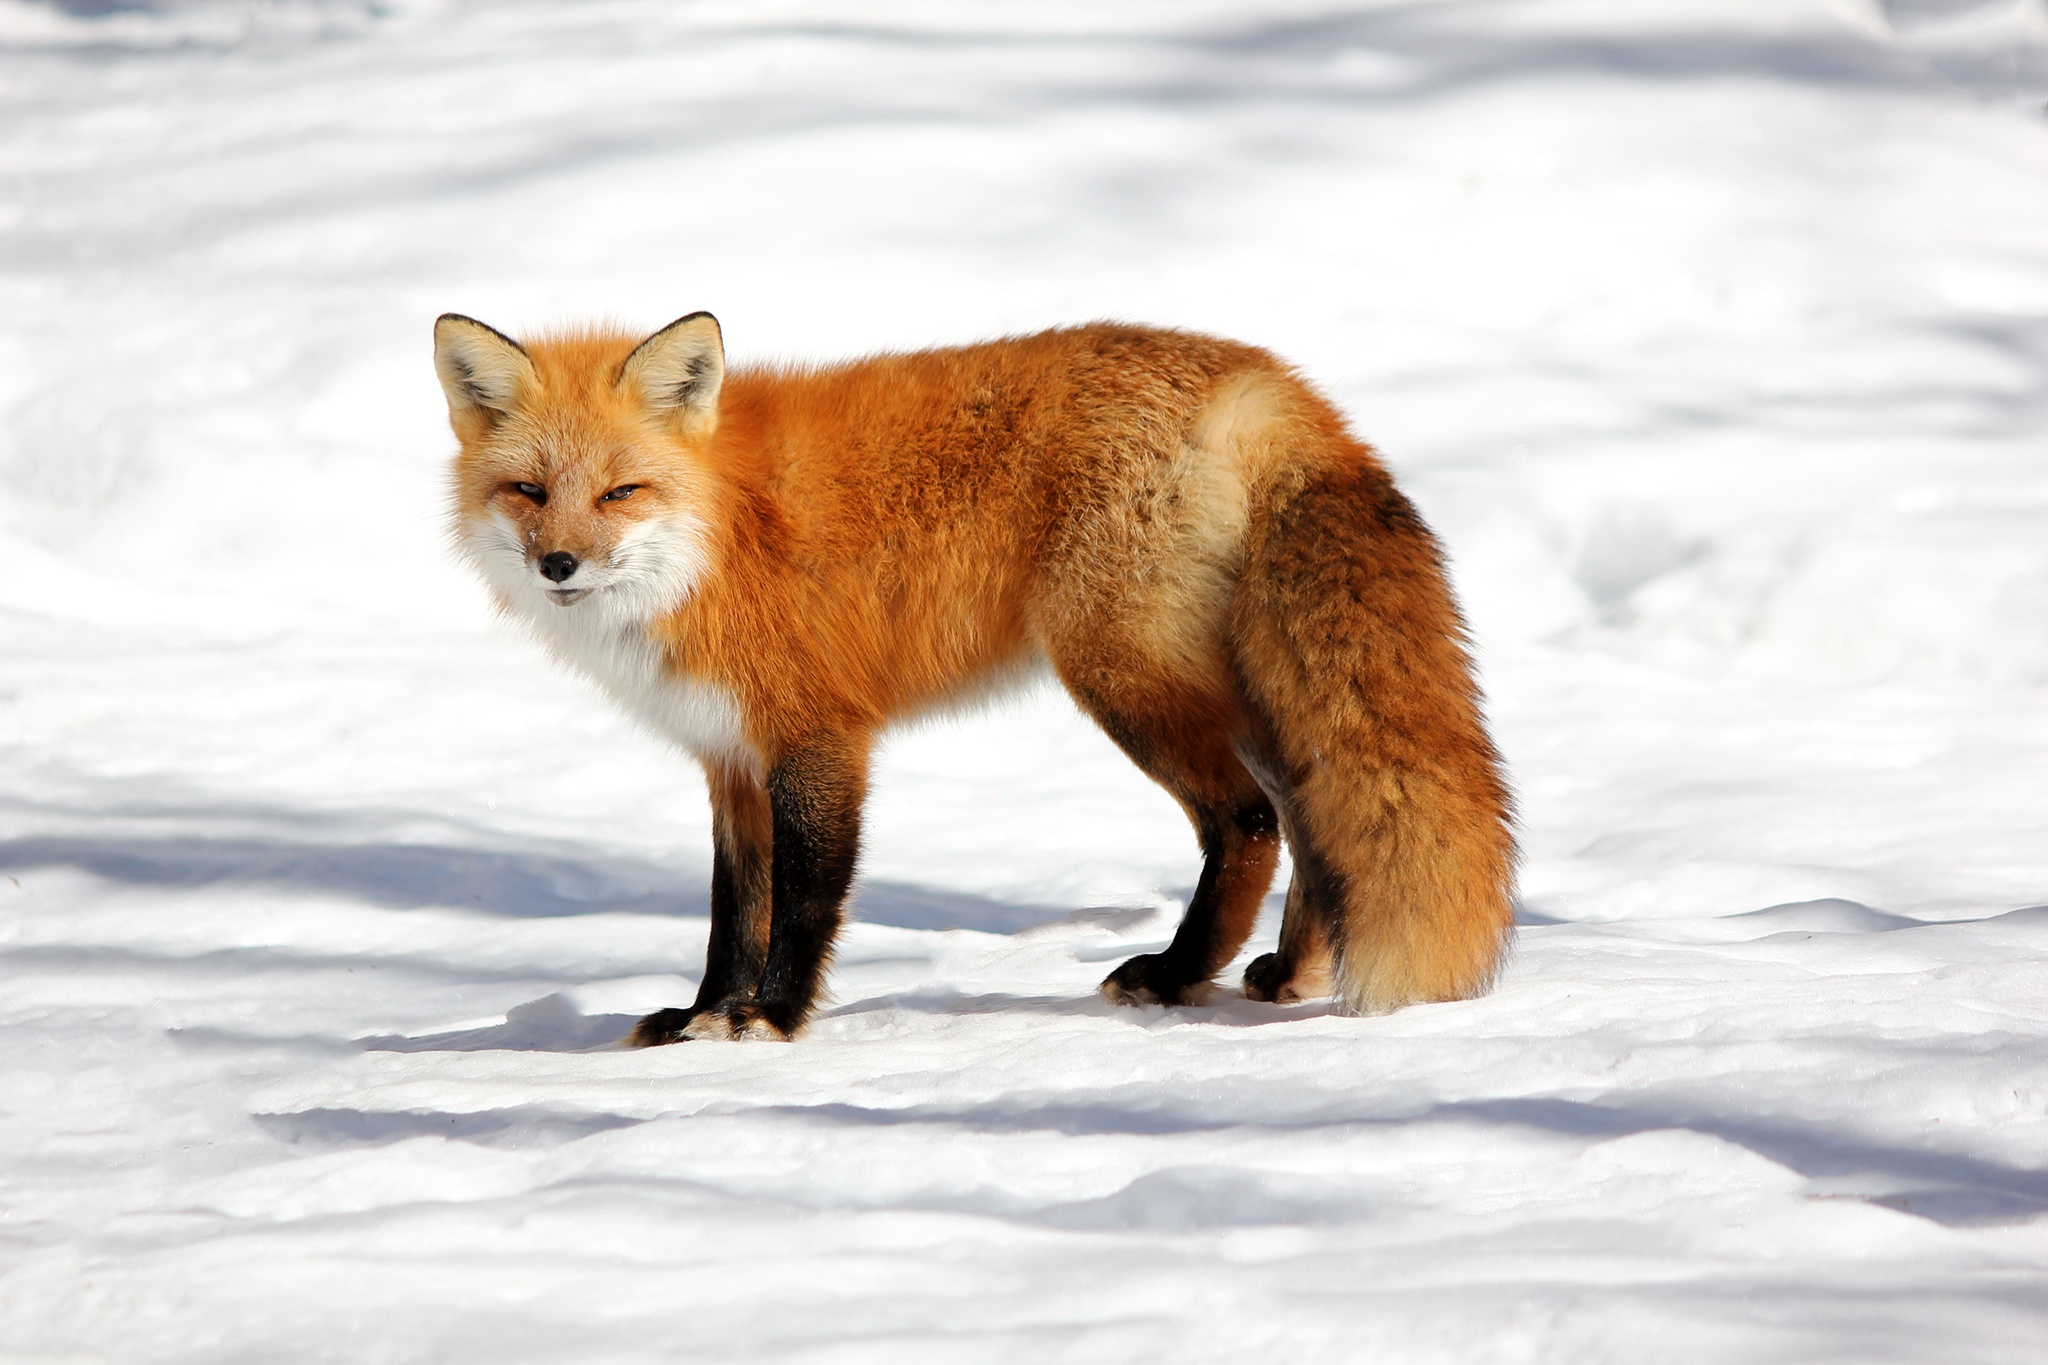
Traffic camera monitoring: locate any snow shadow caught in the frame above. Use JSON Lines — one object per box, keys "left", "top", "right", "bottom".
{"left": 1512, "top": 901, "right": 1565, "bottom": 927}
{"left": 0, "top": 817, "right": 1053, "bottom": 933}
{"left": 253, "top": 1105, "right": 644, "bottom": 1150}
{"left": 1148, "top": 10, "right": 1948, "bottom": 99}
{"left": 359, "top": 992, "right": 639, "bottom": 1053}
{"left": 1033, "top": 1166, "right": 1367, "bottom": 1232}
{"left": 16, "top": 6, "right": 1953, "bottom": 95}
{"left": 20, "top": 940, "right": 616, "bottom": 989}
{"left": 0, "top": 825, "right": 702, "bottom": 918}
{"left": 17, "top": 6, "right": 2020, "bottom": 273}
{"left": 1731, "top": 897, "right": 1924, "bottom": 934}
{"left": 823, "top": 984, "right": 1336, "bottom": 1030}
{"left": 41, "top": 1, "right": 159, "bottom": 15}
{"left": 359, "top": 980, "right": 1334, "bottom": 1054}
{"left": 850, "top": 883, "right": 1060, "bottom": 935}
{"left": 1448, "top": 1096, "right": 2048, "bottom": 1229}
{"left": 728, "top": 1089, "right": 2048, "bottom": 1229}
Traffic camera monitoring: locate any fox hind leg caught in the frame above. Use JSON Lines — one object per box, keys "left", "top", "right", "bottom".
{"left": 1062, "top": 679, "right": 1282, "bottom": 1007}
{"left": 1228, "top": 728, "right": 1340, "bottom": 1004}
{"left": 1240, "top": 861, "right": 1338, "bottom": 1005}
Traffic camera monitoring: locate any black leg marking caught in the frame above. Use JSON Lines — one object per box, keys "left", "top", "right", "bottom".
{"left": 748, "top": 742, "right": 868, "bottom": 1038}
{"left": 1100, "top": 798, "right": 1279, "bottom": 1007}
{"left": 1052, "top": 675, "right": 1283, "bottom": 1011}
{"left": 629, "top": 766, "right": 772, "bottom": 1047}
{"left": 693, "top": 804, "right": 770, "bottom": 1007}
{"left": 626, "top": 1007, "right": 695, "bottom": 1048}
{"left": 1232, "top": 701, "right": 1344, "bottom": 1005}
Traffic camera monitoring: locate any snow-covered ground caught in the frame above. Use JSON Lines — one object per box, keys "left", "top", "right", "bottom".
{"left": 3, "top": 0, "right": 2047, "bottom": 1359}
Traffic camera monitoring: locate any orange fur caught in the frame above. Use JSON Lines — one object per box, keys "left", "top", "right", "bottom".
{"left": 434, "top": 315, "right": 1516, "bottom": 1037}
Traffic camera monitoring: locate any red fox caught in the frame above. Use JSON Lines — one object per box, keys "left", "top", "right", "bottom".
{"left": 433, "top": 313, "right": 1516, "bottom": 1042}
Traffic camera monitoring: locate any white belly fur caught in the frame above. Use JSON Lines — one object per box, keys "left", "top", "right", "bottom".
{"left": 539, "top": 608, "right": 750, "bottom": 764}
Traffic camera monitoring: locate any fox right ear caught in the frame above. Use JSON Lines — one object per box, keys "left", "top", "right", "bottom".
{"left": 433, "top": 314, "right": 536, "bottom": 428}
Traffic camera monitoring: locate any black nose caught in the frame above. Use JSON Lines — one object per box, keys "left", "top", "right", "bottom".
{"left": 539, "top": 551, "right": 579, "bottom": 583}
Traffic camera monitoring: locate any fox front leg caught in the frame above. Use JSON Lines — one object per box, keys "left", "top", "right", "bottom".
{"left": 629, "top": 763, "right": 771, "bottom": 1046}
{"left": 723, "top": 739, "right": 870, "bottom": 1039}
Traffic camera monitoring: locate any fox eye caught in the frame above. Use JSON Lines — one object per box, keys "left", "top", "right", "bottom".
{"left": 600, "top": 485, "right": 640, "bottom": 503}
{"left": 511, "top": 482, "right": 546, "bottom": 505}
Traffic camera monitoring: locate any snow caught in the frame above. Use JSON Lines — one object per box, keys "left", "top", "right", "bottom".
{"left": 3, "top": 0, "right": 2047, "bottom": 1359}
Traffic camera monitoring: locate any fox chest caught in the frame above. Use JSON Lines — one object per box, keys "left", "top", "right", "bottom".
{"left": 534, "top": 609, "right": 751, "bottom": 764}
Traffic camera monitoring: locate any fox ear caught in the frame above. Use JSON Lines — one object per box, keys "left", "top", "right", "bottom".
{"left": 619, "top": 312, "right": 723, "bottom": 428}
{"left": 434, "top": 314, "right": 535, "bottom": 426}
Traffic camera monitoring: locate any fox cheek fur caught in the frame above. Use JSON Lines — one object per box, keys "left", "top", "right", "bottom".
{"left": 433, "top": 310, "right": 1517, "bottom": 1045}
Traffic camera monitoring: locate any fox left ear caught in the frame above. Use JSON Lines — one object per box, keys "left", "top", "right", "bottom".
{"left": 619, "top": 312, "right": 724, "bottom": 430}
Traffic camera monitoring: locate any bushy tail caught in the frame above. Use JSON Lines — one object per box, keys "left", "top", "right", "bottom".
{"left": 1231, "top": 446, "right": 1516, "bottom": 1013}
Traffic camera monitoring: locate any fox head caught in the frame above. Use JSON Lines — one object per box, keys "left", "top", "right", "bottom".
{"left": 434, "top": 312, "right": 724, "bottom": 625}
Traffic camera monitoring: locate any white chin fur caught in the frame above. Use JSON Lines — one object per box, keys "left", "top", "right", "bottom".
{"left": 458, "top": 510, "right": 751, "bottom": 765}
{"left": 459, "top": 509, "right": 705, "bottom": 629}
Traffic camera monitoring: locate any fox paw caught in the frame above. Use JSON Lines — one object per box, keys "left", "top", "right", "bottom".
{"left": 625, "top": 1002, "right": 793, "bottom": 1045}
{"left": 1241, "top": 953, "right": 1287, "bottom": 1003}
{"left": 1242, "top": 953, "right": 1330, "bottom": 1004}
{"left": 625, "top": 1007, "right": 696, "bottom": 1047}
{"left": 688, "top": 1002, "right": 796, "bottom": 1042}
{"left": 1099, "top": 954, "right": 1213, "bottom": 1008}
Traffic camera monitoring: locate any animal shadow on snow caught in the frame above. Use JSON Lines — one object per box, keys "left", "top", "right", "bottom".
{"left": 8, "top": 797, "right": 1081, "bottom": 1049}
{"left": 0, "top": 814, "right": 701, "bottom": 919}
{"left": 358, "top": 992, "right": 643, "bottom": 1053}
{"left": 0, "top": 797, "right": 1051, "bottom": 930}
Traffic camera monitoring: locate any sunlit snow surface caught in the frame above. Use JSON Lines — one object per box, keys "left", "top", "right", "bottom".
{"left": 3, "top": 0, "right": 2048, "bottom": 1359}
